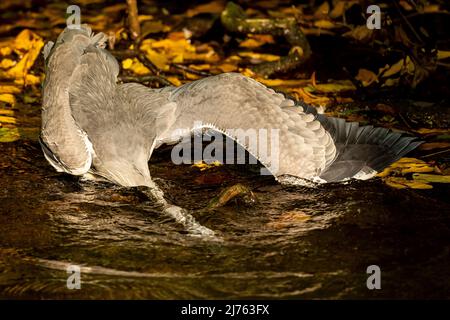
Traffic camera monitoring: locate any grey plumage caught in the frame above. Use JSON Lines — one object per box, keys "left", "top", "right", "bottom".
{"left": 41, "top": 26, "right": 421, "bottom": 233}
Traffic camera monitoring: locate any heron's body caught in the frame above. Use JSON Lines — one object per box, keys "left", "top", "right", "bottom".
{"left": 40, "top": 26, "right": 420, "bottom": 235}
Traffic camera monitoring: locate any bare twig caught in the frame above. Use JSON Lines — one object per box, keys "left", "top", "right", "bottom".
{"left": 421, "top": 149, "right": 450, "bottom": 159}
{"left": 137, "top": 52, "right": 159, "bottom": 74}
{"left": 171, "top": 63, "right": 213, "bottom": 77}
{"left": 126, "top": 0, "right": 141, "bottom": 41}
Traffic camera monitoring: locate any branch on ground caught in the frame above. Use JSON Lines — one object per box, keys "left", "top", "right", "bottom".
{"left": 221, "top": 1, "right": 311, "bottom": 78}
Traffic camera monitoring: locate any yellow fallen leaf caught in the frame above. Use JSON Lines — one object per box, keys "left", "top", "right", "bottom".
{"left": 238, "top": 52, "right": 281, "bottom": 62}
{"left": 192, "top": 160, "right": 222, "bottom": 171}
{"left": 13, "top": 29, "right": 41, "bottom": 52}
{"left": 0, "top": 109, "right": 14, "bottom": 116}
{"left": 384, "top": 177, "right": 432, "bottom": 189}
{"left": 172, "top": 54, "right": 183, "bottom": 64}
{"left": 14, "top": 73, "right": 41, "bottom": 86}
{"left": 0, "top": 127, "right": 20, "bottom": 143}
{"left": 151, "top": 38, "right": 195, "bottom": 54}
{"left": 166, "top": 76, "right": 182, "bottom": 86}
{"left": 413, "top": 173, "right": 450, "bottom": 184}
{"left": 0, "top": 85, "right": 20, "bottom": 94}
{"left": 381, "top": 60, "right": 403, "bottom": 78}
{"left": 0, "top": 115, "right": 16, "bottom": 124}
{"left": 290, "top": 87, "right": 331, "bottom": 106}
{"left": 423, "top": 4, "right": 440, "bottom": 13}
{"left": 437, "top": 51, "right": 450, "bottom": 60}
{"left": 185, "top": 72, "right": 201, "bottom": 80}
{"left": 377, "top": 157, "right": 435, "bottom": 177}
{"left": 138, "top": 15, "right": 154, "bottom": 22}
{"left": 0, "top": 47, "right": 12, "bottom": 56}
{"left": 188, "top": 64, "right": 210, "bottom": 71}
{"left": 224, "top": 55, "right": 242, "bottom": 63}
{"left": 240, "top": 68, "right": 255, "bottom": 78}
{"left": 217, "top": 63, "right": 238, "bottom": 73}
{"left": 121, "top": 58, "right": 151, "bottom": 75}
{"left": 416, "top": 128, "right": 450, "bottom": 135}
{"left": 0, "top": 94, "right": 16, "bottom": 106}
{"left": 141, "top": 36, "right": 218, "bottom": 67}
{"left": 257, "top": 78, "right": 310, "bottom": 87}
{"left": 314, "top": 20, "right": 336, "bottom": 29}
{"left": 184, "top": 51, "right": 220, "bottom": 63}
{"left": 0, "top": 59, "right": 16, "bottom": 69}
{"left": 239, "top": 34, "right": 274, "bottom": 48}
{"left": 383, "top": 78, "right": 400, "bottom": 87}
{"left": 239, "top": 38, "right": 263, "bottom": 48}
{"left": 5, "top": 30, "right": 44, "bottom": 82}
{"left": 122, "top": 58, "right": 133, "bottom": 69}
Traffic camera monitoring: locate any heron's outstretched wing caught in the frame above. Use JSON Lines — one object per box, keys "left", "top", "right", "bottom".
{"left": 160, "top": 73, "right": 336, "bottom": 179}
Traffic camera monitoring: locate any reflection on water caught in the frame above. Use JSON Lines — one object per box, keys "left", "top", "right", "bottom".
{"left": 0, "top": 141, "right": 449, "bottom": 299}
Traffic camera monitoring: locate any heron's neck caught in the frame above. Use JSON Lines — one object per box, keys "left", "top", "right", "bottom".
{"left": 41, "top": 72, "right": 92, "bottom": 174}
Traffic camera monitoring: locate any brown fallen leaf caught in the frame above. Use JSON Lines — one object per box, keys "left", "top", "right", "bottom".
{"left": 371, "top": 103, "right": 396, "bottom": 114}
{"left": 307, "top": 80, "right": 356, "bottom": 93}
{"left": 186, "top": 0, "right": 226, "bottom": 17}
{"left": 267, "top": 210, "right": 311, "bottom": 229}
{"left": 208, "top": 183, "right": 256, "bottom": 209}
{"left": 415, "top": 128, "right": 450, "bottom": 135}
{"left": 313, "top": 20, "right": 337, "bottom": 29}
{"left": 314, "top": 1, "right": 330, "bottom": 18}
{"left": 330, "top": 1, "right": 357, "bottom": 19}
{"left": 343, "top": 25, "right": 374, "bottom": 43}
{"left": 419, "top": 142, "right": 450, "bottom": 151}
{"left": 355, "top": 68, "right": 378, "bottom": 87}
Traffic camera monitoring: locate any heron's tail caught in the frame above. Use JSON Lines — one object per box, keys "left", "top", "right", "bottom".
{"left": 317, "top": 117, "right": 422, "bottom": 182}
